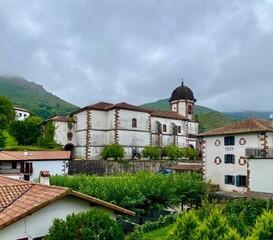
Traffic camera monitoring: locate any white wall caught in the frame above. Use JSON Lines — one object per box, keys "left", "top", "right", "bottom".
{"left": 0, "top": 196, "right": 115, "bottom": 240}
{"left": 203, "top": 133, "right": 258, "bottom": 193}
{"left": 15, "top": 109, "right": 30, "bottom": 121}
{"left": 249, "top": 159, "right": 273, "bottom": 193}
{"left": 29, "top": 160, "right": 68, "bottom": 181}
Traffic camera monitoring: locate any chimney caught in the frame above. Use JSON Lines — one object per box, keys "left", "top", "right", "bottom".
{"left": 40, "top": 171, "right": 50, "bottom": 185}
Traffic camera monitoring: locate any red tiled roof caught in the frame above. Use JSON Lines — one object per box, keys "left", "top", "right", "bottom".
{"left": 0, "top": 176, "right": 135, "bottom": 230}
{"left": 72, "top": 101, "right": 153, "bottom": 114}
{"left": 0, "top": 151, "right": 71, "bottom": 161}
{"left": 151, "top": 110, "right": 187, "bottom": 120}
{"left": 14, "top": 107, "right": 29, "bottom": 112}
{"left": 49, "top": 116, "right": 72, "bottom": 122}
{"left": 108, "top": 102, "right": 153, "bottom": 113}
{"left": 198, "top": 118, "right": 273, "bottom": 137}
{"left": 170, "top": 164, "right": 203, "bottom": 172}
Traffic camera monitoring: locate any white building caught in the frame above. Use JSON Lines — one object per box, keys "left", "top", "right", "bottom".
{"left": 14, "top": 106, "right": 30, "bottom": 120}
{"left": 50, "top": 82, "right": 199, "bottom": 160}
{"left": 199, "top": 118, "right": 273, "bottom": 193}
{"left": 0, "top": 175, "right": 135, "bottom": 239}
{"left": 0, "top": 150, "right": 71, "bottom": 181}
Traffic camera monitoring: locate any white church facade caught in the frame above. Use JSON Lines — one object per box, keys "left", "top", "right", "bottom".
{"left": 51, "top": 83, "right": 199, "bottom": 160}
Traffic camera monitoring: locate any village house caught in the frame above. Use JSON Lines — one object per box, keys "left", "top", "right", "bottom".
{"left": 14, "top": 107, "right": 30, "bottom": 121}
{"left": 50, "top": 82, "right": 199, "bottom": 160}
{"left": 0, "top": 175, "right": 135, "bottom": 239}
{"left": 0, "top": 150, "right": 71, "bottom": 181}
{"left": 199, "top": 118, "right": 273, "bottom": 194}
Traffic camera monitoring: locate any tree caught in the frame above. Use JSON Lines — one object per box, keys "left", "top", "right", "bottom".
{"left": 141, "top": 146, "right": 161, "bottom": 159}
{"left": 38, "top": 120, "right": 61, "bottom": 149}
{"left": 248, "top": 211, "right": 273, "bottom": 240}
{"left": 0, "top": 96, "right": 14, "bottom": 130}
{"left": 100, "top": 143, "right": 125, "bottom": 160}
{"left": 164, "top": 145, "right": 181, "bottom": 160}
{"left": 168, "top": 210, "right": 199, "bottom": 240}
{"left": 9, "top": 116, "right": 42, "bottom": 145}
{"left": 46, "top": 208, "right": 125, "bottom": 240}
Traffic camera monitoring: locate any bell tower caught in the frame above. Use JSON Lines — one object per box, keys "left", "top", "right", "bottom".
{"left": 169, "top": 80, "right": 196, "bottom": 120}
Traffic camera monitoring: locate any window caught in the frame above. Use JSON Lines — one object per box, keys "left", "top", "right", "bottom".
{"left": 224, "top": 154, "right": 235, "bottom": 164}
{"left": 163, "top": 124, "right": 167, "bottom": 132}
{"left": 12, "top": 161, "right": 17, "bottom": 169}
{"left": 224, "top": 136, "right": 235, "bottom": 146}
{"left": 177, "top": 126, "right": 181, "bottom": 133}
{"left": 225, "top": 175, "right": 235, "bottom": 185}
{"left": 188, "top": 105, "right": 192, "bottom": 114}
{"left": 236, "top": 175, "right": 247, "bottom": 187}
{"left": 132, "top": 118, "right": 137, "bottom": 128}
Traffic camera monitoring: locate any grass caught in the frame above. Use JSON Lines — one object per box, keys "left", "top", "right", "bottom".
{"left": 126, "top": 224, "right": 174, "bottom": 240}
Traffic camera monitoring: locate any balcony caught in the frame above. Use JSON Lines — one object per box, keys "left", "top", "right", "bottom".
{"left": 0, "top": 168, "right": 20, "bottom": 174}
{"left": 245, "top": 147, "right": 273, "bottom": 159}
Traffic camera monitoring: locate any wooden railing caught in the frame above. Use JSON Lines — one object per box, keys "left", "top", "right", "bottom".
{"left": 245, "top": 147, "right": 273, "bottom": 158}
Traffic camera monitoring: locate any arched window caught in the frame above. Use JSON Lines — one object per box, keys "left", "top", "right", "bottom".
{"left": 177, "top": 126, "right": 181, "bottom": 133}
{"left": 163, "top": 124, "right": 167, "bottom": 132}
{"left": 132, "top": 118, "right": 137, "bottom": 128}
{"left": 188, "top": 105, "right": 192, "bottom": 114}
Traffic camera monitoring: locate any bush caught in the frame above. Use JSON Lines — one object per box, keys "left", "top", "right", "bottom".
{"left": 141, "top": 146, "right": 161, "bottom": 159}
{"left": 45, "top": 208, "right": 125, "bottom": 240}
{"left": 164, "top": 145, "right": 181, "bottom": 160}
{"left": 101, "top": 143, "right": 125, "bottom": 160}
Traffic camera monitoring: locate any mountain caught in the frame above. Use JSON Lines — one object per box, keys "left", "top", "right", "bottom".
{"left": 0, "top": 76, "right": 79, "bottom": 119}
{"left": 140, "top": 98, "right": 236, "bottom": 132}
{"left": 223, "top": 111, "right": 272, "bottom": 120}
{"left": 140, "top": 98, "right": 215, "bottom": 116}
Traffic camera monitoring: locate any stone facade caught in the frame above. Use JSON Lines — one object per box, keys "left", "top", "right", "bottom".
{"left": 52, "top": 83, "right": 199, "bottom": 160}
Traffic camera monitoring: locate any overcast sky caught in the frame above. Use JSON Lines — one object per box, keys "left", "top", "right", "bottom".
{"left": 1, "top": 0, "right": 273, "bottom": 112}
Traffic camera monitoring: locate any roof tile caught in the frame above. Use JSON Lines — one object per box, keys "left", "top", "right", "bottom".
{"left": 199, "top": 118, "right": 273, "bottom": 136}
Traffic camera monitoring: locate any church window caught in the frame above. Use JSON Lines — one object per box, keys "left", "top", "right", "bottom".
{"left": 163, "top": 124, "right": 167, "bottom": 132}
{"left": 188, "top": 105, "right": 192, "bottom": 114}
{"left": 132, "top": 118, "right": 137, "bottom": 128}
{"left": 177, "top": 126, "right": 181, "bottom": 133}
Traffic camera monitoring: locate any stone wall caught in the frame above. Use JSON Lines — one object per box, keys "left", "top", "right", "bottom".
{"left": 68, "top": 160, "right": 178, "bottom": 176}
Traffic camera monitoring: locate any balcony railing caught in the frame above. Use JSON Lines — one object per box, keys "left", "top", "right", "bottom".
{"left": 245, "top": 147, "right": 273, "bottom": 159}
{"left": 0, "top": 169, "right": 20, "bottom": 174}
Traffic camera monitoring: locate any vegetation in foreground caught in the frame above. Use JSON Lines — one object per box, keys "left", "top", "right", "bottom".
{"left": 46, "top": 208, "right": 124, "bottom": 240}
{"left": 128, "top": 198, "right": 273, "bottom": 240}
{"left": 50, "top": 172, "right": 207, "bottom": 221}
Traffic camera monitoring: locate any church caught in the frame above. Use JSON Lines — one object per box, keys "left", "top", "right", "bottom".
{"left": 51, "top": 82, "right": 199, "bottom": 160}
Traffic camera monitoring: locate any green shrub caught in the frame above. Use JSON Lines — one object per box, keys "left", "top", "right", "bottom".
{"left": 248, "top": 211, "right": 273, "bottom": 240}
{"left": 45, "top": 208, "right": 124, "bottom": 240}
{"left": 141, "top": 146, "right": 161, "bottom": 159}
{"left": 101, "top": 143, "right": 125, "bottom": 160}
{"left": 164, "top": 145, "right": 181, "bottom": 160}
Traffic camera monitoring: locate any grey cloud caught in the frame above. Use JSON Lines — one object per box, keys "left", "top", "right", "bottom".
{"left": 0, "top": 0, "right": 273, "bottom": 112}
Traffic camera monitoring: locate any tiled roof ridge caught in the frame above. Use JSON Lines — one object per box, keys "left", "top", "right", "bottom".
{"left": 199, "top": 118, "right": 272, "bottom": 136}
{"left": 252, "top": 118, "right": 269, "bottom": 130}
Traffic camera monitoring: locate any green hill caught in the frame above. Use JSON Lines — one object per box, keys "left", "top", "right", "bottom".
{"left": 140, "top": 98, "right": 215, "bottom": 116}
{"left": 0, "top": 76, "right": 79, "bottom": 119}
{"left": 140, "top": 98, "right": 236, "bottom": 132}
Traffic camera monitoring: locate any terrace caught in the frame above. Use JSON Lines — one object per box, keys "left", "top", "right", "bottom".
{"left": 245, "top": 147, "right": 273, "bottom": 159}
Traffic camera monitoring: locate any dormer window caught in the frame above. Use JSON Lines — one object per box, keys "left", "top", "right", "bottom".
{"left": 132, "top": 118, "right": 137, "bottom": 128}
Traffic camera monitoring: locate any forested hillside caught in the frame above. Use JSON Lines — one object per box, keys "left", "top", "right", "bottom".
{"left": 0, "top": 76, "right": 79, "bottom": 119}
{"left": 140, "top": 98, "right": 236, "bottom": 132}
